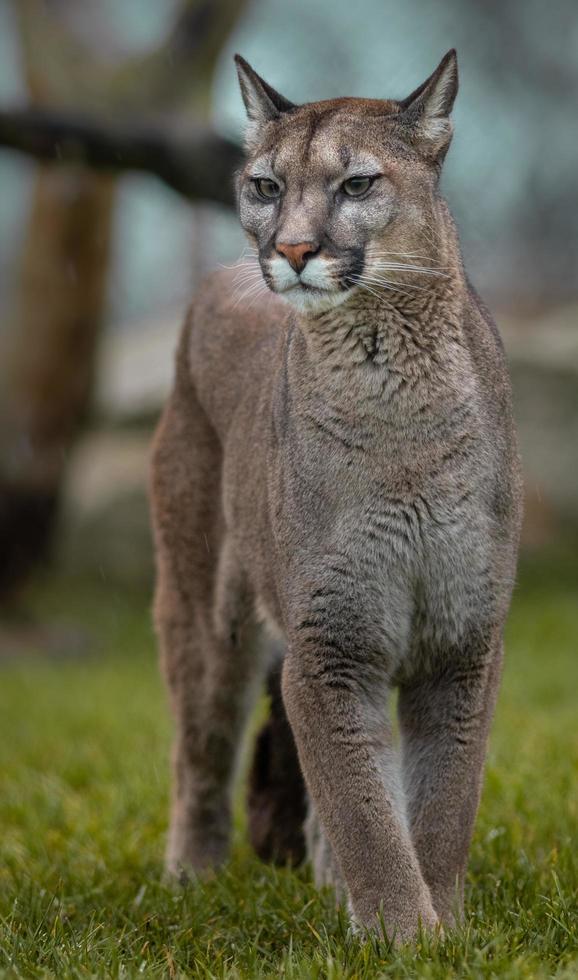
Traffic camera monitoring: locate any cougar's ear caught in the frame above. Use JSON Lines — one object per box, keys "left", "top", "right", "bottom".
{"left": 235, "top": 55, "right": 295, "bottom": 150}
{"left": 397, "top": 49, "right": 458, "bottom": 166}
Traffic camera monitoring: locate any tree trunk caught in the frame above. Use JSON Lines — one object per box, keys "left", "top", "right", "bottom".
{"left": 0, "top": 1, "right": 118, "bottom": 603}
{"left": 0, "top": 170, "right": 114, "bottom": 599}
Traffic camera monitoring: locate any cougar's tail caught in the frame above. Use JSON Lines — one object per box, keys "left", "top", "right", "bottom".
{"left": 247, "top": 661, "right": 307, "bottom": 865}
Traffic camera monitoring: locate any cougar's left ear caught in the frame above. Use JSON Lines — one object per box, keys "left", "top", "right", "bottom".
{"left": 234, "top": 55, "right": 295, "bottom": 150}
{"left": 397, "top": 50, "right": 458, "bottom": 165}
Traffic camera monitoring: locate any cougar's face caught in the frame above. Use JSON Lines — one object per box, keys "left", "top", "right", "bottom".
{"left": 237, "top": 110, "right": 398, "bottom": 313}
{"left": 235, "top": 54, "right": 457, "bottom": 315}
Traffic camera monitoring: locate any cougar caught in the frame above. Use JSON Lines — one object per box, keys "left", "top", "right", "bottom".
{"left": 150, "top": 50, "right": 523, "bottom": 942}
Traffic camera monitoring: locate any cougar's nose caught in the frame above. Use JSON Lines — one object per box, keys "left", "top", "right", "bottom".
{"left": 275, "top": 241, "right": 319, "bottom": 274}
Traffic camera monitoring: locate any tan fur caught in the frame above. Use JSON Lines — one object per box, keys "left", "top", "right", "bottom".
{"left": 150, "top": 51, "right": 522, "bottom": 942}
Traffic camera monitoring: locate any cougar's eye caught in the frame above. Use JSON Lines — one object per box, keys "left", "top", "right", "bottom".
{"left": 253, "top": 177, "right": 281, "bottom": 200}
{"left": 342, "top": 176, "right": 374, "bottom": 197}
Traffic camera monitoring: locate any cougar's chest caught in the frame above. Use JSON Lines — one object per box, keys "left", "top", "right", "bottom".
{"left": 288, "top": 398, "right": 492, "bottom": 623}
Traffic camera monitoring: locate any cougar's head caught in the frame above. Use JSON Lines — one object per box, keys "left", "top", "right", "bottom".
{"left": 234, "top": 51, "right": 458, "bottom": 314}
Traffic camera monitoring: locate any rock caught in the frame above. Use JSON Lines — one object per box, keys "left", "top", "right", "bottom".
{"left": 58, "top": 430, "right": 154, "bottom": 586}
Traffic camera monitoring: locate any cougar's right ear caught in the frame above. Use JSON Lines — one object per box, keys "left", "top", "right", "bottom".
{"left": 234, "top": 55, "right": 295, "bottom": 150}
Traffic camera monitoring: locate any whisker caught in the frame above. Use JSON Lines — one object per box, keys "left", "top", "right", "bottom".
{"left": 370, "top": 262, "right": 449, "bottom": 279}
{"left": 366, "top": 249, "right": 447, "bottom": 264}
{"left": 368, "top": 250, "right": 440, "bottom": 260}
{"left": 345, "top": 277, "right": 383, "bottom": 302}
{"left": 231, "top": 269, "right": 262, "bottom": 284}
{"left": 231, "top": 277, "right": 268, "bottom": 310}
{"left": 239, "top": 280, "right": 268, "bottom": 312}
{"left": 219, "top": 250, "right": 260, "bottom": 270}
{"left": 231, "top": 275, "right": 263, "bottom": 296}
{"left": 231, "top": 267, "right": 263, "bottom": 285}
{"left": 244, "top": 288, "right": 268, "bottom": 312}
{"left": 354, "top": 273, "right": 428, "bottom": 294}
{"left": 346, "top": 273, "right": 420, "bottom": 299}
{"left": 231, "top": 260, "right": 260, "bottom": 272}
{"left": 231, "top": 271, "right": 262, "bottom": 293}
{"left": 231, "top": 279, "right": 263, "bottom": 294}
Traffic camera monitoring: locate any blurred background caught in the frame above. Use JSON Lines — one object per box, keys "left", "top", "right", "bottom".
{"left": 0, "top": 0, "right": 576, "bottom": 645}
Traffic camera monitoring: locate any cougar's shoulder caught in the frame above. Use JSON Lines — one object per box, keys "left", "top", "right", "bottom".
{"left": 460, "top": 278, "right": 523, "bottom": 537}
{"left": 461, "top": 278, "right": 517, "bottom": 435}
{"left": 174, "top": 266, "right": 291, "bottom": 437}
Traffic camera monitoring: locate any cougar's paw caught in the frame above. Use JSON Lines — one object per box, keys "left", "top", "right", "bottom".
{"left": 162, "top": 861, "right": 193, "bottom": 888}
{"left": 164, "top": 817, "right": 229, "bottom": 884}
{"left": 348, "top": 893, "right": 440, "bottom": 945}
{"left": 163, "top": 852, "right": 221, "bottom": 887}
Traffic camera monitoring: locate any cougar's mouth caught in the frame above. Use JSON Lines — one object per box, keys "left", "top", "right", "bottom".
{"left": 282, "top": 282, "right": 334, "bottom": 294}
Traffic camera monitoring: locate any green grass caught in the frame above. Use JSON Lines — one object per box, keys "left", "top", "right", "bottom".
{"left": 0, "top": 555, "right": 577, "bottom": 977}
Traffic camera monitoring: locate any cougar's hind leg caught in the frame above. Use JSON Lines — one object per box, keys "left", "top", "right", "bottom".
{"left": 151, "top": 388, "right": 263, "bottom": 878}
{"left": 247, "top": 660, "right": 307, "bottom": 865}
{"left": 247, "top": 659, "right": 345, "bottom": 901}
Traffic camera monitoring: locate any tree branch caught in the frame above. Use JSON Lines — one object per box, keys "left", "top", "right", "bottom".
{"left": 0, "top": 107, "right": 243, "bottom": 207}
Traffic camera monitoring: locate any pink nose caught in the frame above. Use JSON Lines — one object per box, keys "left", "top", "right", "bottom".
{"left": 276, "top": 241, "right": 318, "bottom": 273}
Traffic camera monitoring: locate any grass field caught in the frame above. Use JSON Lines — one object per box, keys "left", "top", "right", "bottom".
{"left": 0, "top": 553, "right": 577, "bottom": 978}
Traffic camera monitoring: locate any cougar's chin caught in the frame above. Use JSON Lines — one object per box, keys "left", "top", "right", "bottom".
{"left": 278, "top": 283, "right": 352, "bottom": 314}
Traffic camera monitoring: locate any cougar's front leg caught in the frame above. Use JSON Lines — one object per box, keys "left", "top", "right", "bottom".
{"left": 304, "top": 724, "right": 408, "bottom": 905}
{"left": 151, "top": 394, "right": 262, "bottom": 878}
{"left": 398, "top": 637, "right": 503, "bottom": 924}
{"left": 281, "top": 600, "right": 437, "bottom": 940}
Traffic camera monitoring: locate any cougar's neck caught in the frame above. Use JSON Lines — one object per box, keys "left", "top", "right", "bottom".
{"left": 290, "top": 262, "right": 469, "bottom": 423}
